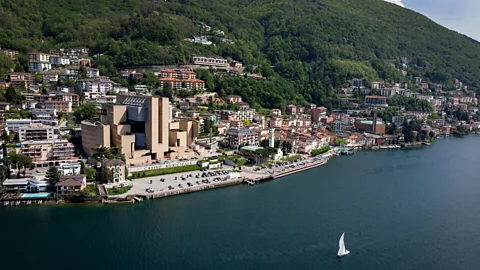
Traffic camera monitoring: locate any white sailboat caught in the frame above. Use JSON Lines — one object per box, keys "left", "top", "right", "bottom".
{"left": 337, "top": 232, "right": 350, "bottom": 257}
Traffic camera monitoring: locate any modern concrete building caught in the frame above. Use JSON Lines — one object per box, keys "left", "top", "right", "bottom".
{"left": 82, "top": 95, "right": 199, "bottom": 164}
{"left": 81, "top": 121, "right": 111, "bottom": 157}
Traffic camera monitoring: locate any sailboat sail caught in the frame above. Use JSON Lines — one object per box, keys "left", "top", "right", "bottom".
{"left": 337, "top": 232, "right": 350, "bottom": 257}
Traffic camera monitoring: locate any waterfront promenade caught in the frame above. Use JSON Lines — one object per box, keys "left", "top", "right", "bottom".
{"left": 114, "top": 153, "right": 333, "bottom": 201}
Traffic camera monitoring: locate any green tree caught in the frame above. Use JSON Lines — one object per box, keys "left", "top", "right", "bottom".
{"left": 100, "top": 167, "right": 113, "bottom": 183}
{"left": 334, "top": 138, "right": 347, "bottom": 146}
{"left": 144, "top": 70, "right": 158, "bottom": 87}
{"left": 79, "top": 65, "right": 87, "bottom": 79}
{"left": 1, "top": 129, "right": 14, "bottom": 143}
{"left": 0, "top": 164, "right": 8, "bottom": 184}
{"left": 386, "top": 123, "right": 398, "bottom": 135}
{"left": 74, "top": 102, "right": 99, "bottom": 123}
{"left": 454, "top": 125, "right": 469, "bottom": 136}
{"left": 46, "top": 166, "right": 61, "bottom": 186}
{"left": 162, "top": 83, "right": 173, "bottom": 101}
{"left": 5, "top": 86, "right": 18, "bottom": 103}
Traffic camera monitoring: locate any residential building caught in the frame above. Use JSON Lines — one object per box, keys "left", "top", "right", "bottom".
{"left": 179, "top": 101, "right": 190, "bottom": 110}
{"left": 44, "top": 100, "right": 72, "bottom": 113}
{"left": 104, "top": 159, "right": 126, "bottom": 183}
{"left": 286, "top": 105, "right": 297, "bottom": 115}
{"left": 371, "top": 82, "right": 385, "bottom": 90}
{"left": 351, "top": 78, "right": 363, "bottom": 88}
{"left": 311, "top": 106, "right": 328, "bottom": 121}
{"left": 2, "top": 49, "right": 19, "bottom": 60}
{"left": 391, "top": 116, "right": 405, "bottom": 127}
{"left": 21, "top": 139, "right": 77, "bottom": 166}
{"left": 216, "top": 110, "right": 236, "bottom": 122}
{"left": 184, "top": 36, "right": 212, "bottom": 45}
{"left": 86, "top": 67, "right": 100, "bottom": 78}
{"left": 430, "top": 99, "right": 443, "bottom": 107}
{"left": 28, "top": 61, "right": 52, "bottom": 73}
{"left": 55, "top": 92, "right": 80, "bottom": 106}
{"left": 190, "top": 55, "right": 228, "bottom": 68}
{"left": 183, "top": 79, "right": 205, "bottom": 90}
{"left": 226, "top": 95, "right": 242, "bottom": 103}
{"left": 40, "top": 70, "right": 60, "bottom": 83}
{"left": 159, "top": 78, "right": 182, "bottom": 89}
{"left": 226, "top": 128, "right": 259, "bottom": 147}
{"left": 8, "top": 72, "right": 34, "bottom": 82}
{"left": 58, "top": 162, "right": 82, "bottom": 175}
{"left": 365, "top": 96, "right": 388, "bottom": 107}
{"left": 271, "top": 109, "right": 282, "bottom": 116}
{"left": 49, "top": 55, "right": 70, "bottom": 66}
{"left": 54, "top": 175, "right": 87, "bottom": 197}
{"left": 18, "top": 123, "right": 56, "bottom": 142}
{"left": 6, "top": 119, "right": 34, "bottom": 132}
{"left": 2, "top": 179, "right": 50, "bottom": 192}
{"left": 29, "top": 52, "right": 50, "bottom": 62}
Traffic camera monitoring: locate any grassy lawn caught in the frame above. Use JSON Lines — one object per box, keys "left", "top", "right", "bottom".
{"left": 131, "top": 164, "right": 201, "bottom": 179}
{"left": 107, "top": 186, "right": 132, "bottom": 195}
{"left": 281, "top": 154, "right": 301, "bottom": 162}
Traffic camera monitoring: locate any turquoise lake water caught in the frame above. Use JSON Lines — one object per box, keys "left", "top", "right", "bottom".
{"left": 1, "top": 136, "right": 480, "bottom": 270}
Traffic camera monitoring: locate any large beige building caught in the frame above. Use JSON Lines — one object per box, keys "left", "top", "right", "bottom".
{"left": 82, "top": 95, "right": 199, "bottom": 164}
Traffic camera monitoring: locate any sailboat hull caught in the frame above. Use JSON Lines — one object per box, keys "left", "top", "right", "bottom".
{"left": 337, "top": 250, "right": 350, "bottom": 257}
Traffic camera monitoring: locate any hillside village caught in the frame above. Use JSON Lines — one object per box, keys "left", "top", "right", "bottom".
{"left": 0, "top": 44, "right": 479, "bottom": 203}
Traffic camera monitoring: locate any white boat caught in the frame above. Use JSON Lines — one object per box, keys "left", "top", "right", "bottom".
{"left": 337, "top": 232, "right": 350, "bottom": 257}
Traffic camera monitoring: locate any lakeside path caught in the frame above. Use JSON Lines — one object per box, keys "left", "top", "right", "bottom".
{"left": 112, "top": 153, "right": 334, "bottom": 200}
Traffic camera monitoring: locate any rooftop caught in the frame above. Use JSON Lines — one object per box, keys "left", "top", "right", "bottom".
{"left": 104, "top": 159, "right": 125, "bottom": 166}
{"left": 226, "top": 127, "right": 257, "bottom": 136}
{"left": 240, "top": 146, "right": 264, "bottom": 151}
{"left": 54, "top": 178, "right": 82, "bottom": 187}
{"left": 122, "top": 96, "right": 146, "bottom": 107}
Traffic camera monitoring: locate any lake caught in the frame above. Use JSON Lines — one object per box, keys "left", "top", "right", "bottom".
{"left": 1, "top": 136, "right": 479, "bottom": 270}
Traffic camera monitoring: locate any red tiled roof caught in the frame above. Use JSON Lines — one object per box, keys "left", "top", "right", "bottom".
{"left": 54, "top": 178, "right": 82, "bottom": 187}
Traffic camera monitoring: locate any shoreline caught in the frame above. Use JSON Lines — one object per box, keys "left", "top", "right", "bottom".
{"left": 1, "top": 141, "right": 440, "bottom": 207}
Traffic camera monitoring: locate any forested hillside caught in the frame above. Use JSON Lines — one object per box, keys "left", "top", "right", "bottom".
{"left": 1, "top": 0, "right": 480, "bottom": 110}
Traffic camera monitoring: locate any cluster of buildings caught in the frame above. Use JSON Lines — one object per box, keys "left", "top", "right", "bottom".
{"left": 28, "top": 48, "right": 90, "bottom": 73}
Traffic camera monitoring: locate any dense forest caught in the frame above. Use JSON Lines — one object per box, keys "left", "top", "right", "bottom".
{"left": 2, "top": 0, "right": 480, "bottom": 110}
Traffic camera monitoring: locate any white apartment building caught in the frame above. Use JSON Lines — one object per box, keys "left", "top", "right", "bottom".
{"left": 18, "top": 124, "right": 56, "bottom": 142}
{"left": 191, "top": 56, "right": 228, "bottom": 67}
{"left": 28, "top": 61, "right": 52, "bottom": 72}
{"left": 86, "top": 68, "right": 100, "bottom": 78}
{"left": 49, "top": 56, "right": 70, "bottom": 66}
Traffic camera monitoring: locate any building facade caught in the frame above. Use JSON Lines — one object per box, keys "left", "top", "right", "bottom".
{"left": 226, "top": 128, "right": 259, "bottom": 147}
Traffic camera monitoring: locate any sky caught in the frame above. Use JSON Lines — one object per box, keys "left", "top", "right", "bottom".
{"left": 385, "top": 0, "right": 480, "bottom": 41}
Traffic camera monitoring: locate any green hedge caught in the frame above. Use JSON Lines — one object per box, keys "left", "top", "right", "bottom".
{"left": 107, "top": 186, "right": 132, "bottom": 195}
{"left": 311, "top": 146, "right": 331, "bottom": 156}
{"left": 131, "top": 164, "right": 201, "bottom": 179}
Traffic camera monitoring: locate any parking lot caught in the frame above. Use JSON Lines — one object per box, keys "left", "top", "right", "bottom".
{"left": 124, "top": 169, "right": 242, "bottom": 197}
